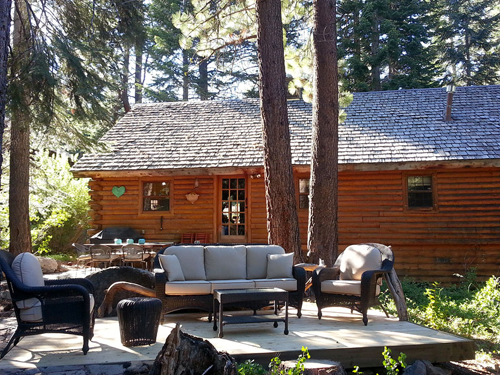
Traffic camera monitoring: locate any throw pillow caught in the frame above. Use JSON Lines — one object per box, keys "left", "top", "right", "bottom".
{"left": 159, "top": 254, "right": 185, "bottom": 281}
{"left": 266, "top": 253, "right": 294, "bottom": 279}
{"left": 11, "top": 252, "right": 44, "bottom": 309}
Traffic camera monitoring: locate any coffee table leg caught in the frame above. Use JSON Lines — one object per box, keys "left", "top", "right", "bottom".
{"left": 218, "top": 299, "right": 224, "bottom": 338}
{"left": 213, "top": 299, "right": 218, "bottom": 331}
{"left": 284, "top": 298, "right": 289, "bottom": 335}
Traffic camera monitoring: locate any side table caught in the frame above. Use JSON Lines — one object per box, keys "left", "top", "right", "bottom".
{"left": 117, "top": 297, "right": 162, "bottom": 347}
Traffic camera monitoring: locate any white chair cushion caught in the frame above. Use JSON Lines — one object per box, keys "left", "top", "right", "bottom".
{"left": 165, "top": 245, "right": 206, "bottom": 280}
{"left": 321, "top": 279, "right": 380, "bottom": 296}
{"left": 204, "top": 245, "right": 246, "bottom": 280}
{"left": 246, "top": 245, "right": 285, "bottom": 279}
{"left": 267, "top": 253, "right": 294, "bottom": 279}
{"left": 209, "top": 279, "right": 255, "bottom": 294}
{"left": 339, "top": 244, "right": 382, "bottom": 280}
{"left": 165, "top": 280, "right": 212, "bottom": 295}
{"left": 254, "top": 278, "right": 297, "bottom": 291}
{"left": 11, "top": 252, "right": 44, "bottom": 311}
{"left": 159, "top": 254, "right": 185, "bottom": 281}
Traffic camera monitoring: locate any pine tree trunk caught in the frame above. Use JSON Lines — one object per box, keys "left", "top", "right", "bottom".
{"left": 121, "top": 47, "right": 131, "bottom": 113}
{"left": 0, "top": 0, "right": 11, "bottom": 187}
{"left": 134, "top": 37, "right": 143, "bottom": 103}
{"left": 198, "top": 58, "right": 209, "bottom": 100}
{"left": 371, "top": 13, "right": 381, "bottom": 91}
{"left": 307, "top": 0, "right": 339, "bottom": 266}
{"left": 256, "top": 0, "right": 302, "bottom": 262}
{"left": 9, "top": 0, "right": 32, "bottom": 256}
{"left": 182, "top": 50, "right": 189, "bottom": 101}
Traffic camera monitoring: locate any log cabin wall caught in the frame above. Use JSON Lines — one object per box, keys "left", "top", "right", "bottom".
{"left": 88, "top": 176, "right": 216, "bottom": 243}
{"left": 86, "top": 166, "right": 499, "bottom": 283}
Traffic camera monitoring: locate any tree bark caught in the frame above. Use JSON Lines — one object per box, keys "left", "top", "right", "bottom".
{"left": 385, "top": 268, "right": 409, "bottom": 321}
{"left": 307, "top": 0, "right": 339, "bottom": 267}
{"left": 120, "top": 47, "right": 131, "bottom": 113}
{"left": 0, "top": 0, "right": 11, "bottom": 187}
{"left": 182, "top": 49, "right": 189, "bottom": 101}
{"left": 134, "top": 36, "right": 143, "bottom": 103}
{"left": 150, "top": 323, "right": 236, "bottom": 375}
{"left": 198, "top": 58, "right": 209, "bottom": 100}
{"left": 256, "top": 0, "right": 302, "bottom": 262}
{"left": 9, "top": 0, "right": 32, "bottom": 256}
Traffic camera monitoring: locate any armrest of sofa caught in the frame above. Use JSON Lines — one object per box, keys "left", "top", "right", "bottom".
{"left": 292, "top": 265, "right": 306, "bottom": 295}
{"left": 154, "top": 268, "right": 167, "bottom": 298}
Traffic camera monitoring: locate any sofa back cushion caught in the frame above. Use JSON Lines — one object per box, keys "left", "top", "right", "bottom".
{"left": 246, "top": 245, "right": 285, "bottom": 279}
{"left": 267, "top": 253, "right": 294, "bottom": 278}
{"left": 164, "top": 245, "right": 206, "bottom": 280}
{"left": 11, "top": 252, "right": 44, "bottom": 319}
{"left": 159, "top": 254, "right": 185, "bottom": 281}
{"left": 339, "top": 244, "right": 382, "bottom": 281}
{"left": 204, "top": 245, "right": 246, "bottom": 280}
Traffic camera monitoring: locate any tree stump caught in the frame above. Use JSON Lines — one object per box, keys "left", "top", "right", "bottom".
{"left": 279, "top": 359, "right": 347, "bottom": 375}
{"left": 149, "top": 323, "right": 236, "bottom": 375}
{"left": 385, "top": 268, "right": 408, "bottom": 321}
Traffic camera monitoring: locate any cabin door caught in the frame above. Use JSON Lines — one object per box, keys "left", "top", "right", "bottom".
{"left": 219, "top": 177, "right": 247, "bottom": 243}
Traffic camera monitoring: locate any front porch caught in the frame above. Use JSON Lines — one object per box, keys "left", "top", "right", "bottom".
{"left": 0, "top": 302, "right": 474, "bottom": 373}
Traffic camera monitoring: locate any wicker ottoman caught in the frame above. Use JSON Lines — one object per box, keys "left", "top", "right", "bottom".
{"left": 117, "top": 297, "right": 162, "bottom": 347}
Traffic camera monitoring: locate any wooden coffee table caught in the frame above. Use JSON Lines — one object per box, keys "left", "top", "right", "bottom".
{"left": 212, "top": 288, "right": 289, "bottom": 338}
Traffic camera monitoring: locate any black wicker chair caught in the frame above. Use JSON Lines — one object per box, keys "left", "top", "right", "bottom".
{"left": 0, "top": 250, "right": 96, "bottom": 358}
{"left": 312, "top": 243, "right": 394, "bottom": 325}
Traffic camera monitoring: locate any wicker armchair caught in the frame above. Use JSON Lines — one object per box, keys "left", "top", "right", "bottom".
{"left": 312, "top": 243, "right": 394, "bottom": 325}
{"left": 0, "top": 250, "right": 95, "bottom": 358}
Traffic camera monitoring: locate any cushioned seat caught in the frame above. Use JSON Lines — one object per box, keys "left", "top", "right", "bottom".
{"left": 312, "top": 243, "right": 394, "bottom": 325}
{"left": 0, "top": 250, "right": 96, "bottom": 358}
{"left": 254, "top": 278, "right": 297, "bottom": 291}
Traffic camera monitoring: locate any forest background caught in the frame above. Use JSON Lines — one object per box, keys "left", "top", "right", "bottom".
{"left": 0, "top": 0, "right": 499, "bottom": 255}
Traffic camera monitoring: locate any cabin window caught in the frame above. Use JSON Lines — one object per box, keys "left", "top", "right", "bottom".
{"left": 298, "top": 178, "right": 310, "bottom": 209}
{"left": 407, "top": 175, "right": 434, "bottom": 208}
{"left": 143, "top": 181, "right": 170, "bottom": 211}
{"left": 221, "top": 178, "right": 246, "bottom": 237}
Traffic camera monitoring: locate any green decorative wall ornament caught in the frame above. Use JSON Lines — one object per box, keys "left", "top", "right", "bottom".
{"left": 112, "top": 186, "right": 126, "bottom": 198}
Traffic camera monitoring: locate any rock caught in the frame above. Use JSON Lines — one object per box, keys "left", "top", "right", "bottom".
{"left": 37, "top": 256, "right": 58, "bottom": 274}
{"left": 85, "top": 267, "right": 154, "bottom": 315}
{"left": 422, "top": 360, "right": 450, "bottom": 375}
{"left": 279, "top": 359, "right": 346, "bottom": 375}
{"left": 403, "top": 360, "right": 427, "bottom": 375}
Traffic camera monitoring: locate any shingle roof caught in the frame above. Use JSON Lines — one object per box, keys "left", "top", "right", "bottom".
{"left": 72, "top": 85, "right": 500, "bottom": 174}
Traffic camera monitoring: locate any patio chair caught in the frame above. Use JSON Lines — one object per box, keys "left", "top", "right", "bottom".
{"left": 180, "top": 233, "right": 195, "bottom": 243}
{"left": 312, "top": 243, "right": 394, "bottom": 325}
{"left": 89, "top": 244, "right": 114, "bottom": 269}
{"left": 121, "top": 244, "right": 147, "bottom": 269}
{"left": 72, "top": 243, "right": 91, "bottom": 268}
{"left": 0, "top": 250, "right": 95, "bottom": 358}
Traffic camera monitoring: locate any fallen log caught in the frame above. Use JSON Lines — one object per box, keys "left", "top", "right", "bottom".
{"left": 385, "top": 268, "right": 408, "bottom": 321}
{"left": 149, "top": 323, "right": 236, "bottom": 375}
{"left": 97, "top": 281, "right": 155, "bottom": 318}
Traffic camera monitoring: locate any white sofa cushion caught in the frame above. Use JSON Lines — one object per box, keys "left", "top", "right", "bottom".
{"left": 321, "top": 279, "right": 380, "bottom": 296}
{"left": 159, "top": 254, "right": 185, "bottom": 281}
{"left": 204, "top": 245, "right": 246, "bottom": 280}
{"left": 339, "top": 244, "right": 382, "bottom": 281}
{"left": 165, "top": 280, "right": 212, "bottom": 295}
{"left": 246, "top": 245, "right": 285, "bottom": 279}
{"left": 11, "top": 252, "right": 44, "bottom": 313}
{"left": 267, "top": 253, "right": 293, "bottom": 279}
{"left": 254, "top": 278, "right": 297, "bottom": 292}
{"left": 165, "top": 245, "right": 206, "bottom": 280}
{"left": 209, "top": 279, "right": 255, "bottom": 293}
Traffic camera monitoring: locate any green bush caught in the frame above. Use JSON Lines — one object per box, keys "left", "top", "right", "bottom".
{"left": 380, "top": 273, "right": 500, "bottom": 354}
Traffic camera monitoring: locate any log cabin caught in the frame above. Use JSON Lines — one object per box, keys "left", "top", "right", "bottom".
{"left": 71, "top": 85, "right": 500, "bottom": 282}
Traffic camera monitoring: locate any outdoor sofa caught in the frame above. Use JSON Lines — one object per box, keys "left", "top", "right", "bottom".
{"left": 153, "top": 244, "right": 306, "bottom": 321}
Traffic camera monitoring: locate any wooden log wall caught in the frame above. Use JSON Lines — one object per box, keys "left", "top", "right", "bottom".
{"left": 88, "top": 176, "right": 215, "bottom": 243}
{"left": 86, "top": 166, "right": 500, "bottom": 282}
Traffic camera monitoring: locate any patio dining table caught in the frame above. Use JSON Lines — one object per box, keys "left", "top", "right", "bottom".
{"left": 91, "top": 242, "right": 173, "bottom": 270}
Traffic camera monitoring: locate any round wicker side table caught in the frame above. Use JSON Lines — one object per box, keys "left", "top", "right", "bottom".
{"left": 116, "top": 297, "right": 162, "bottom": 347}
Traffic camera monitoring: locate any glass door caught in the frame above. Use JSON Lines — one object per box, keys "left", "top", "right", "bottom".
{"left": 220, "top": 177, "right": 246, "bottom": 242}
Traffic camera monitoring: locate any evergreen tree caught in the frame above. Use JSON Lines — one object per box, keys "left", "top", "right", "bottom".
{"left": 338, "top": 0, "right": 441, "bottom": 91}
{"left": 434, "top": 0, "right": 500, "bottom": 85}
